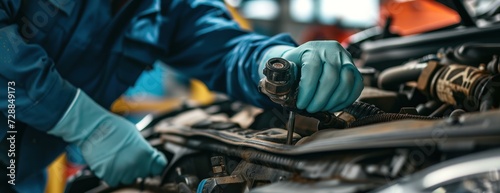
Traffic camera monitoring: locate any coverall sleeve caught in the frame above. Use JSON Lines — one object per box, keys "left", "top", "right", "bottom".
{"left": 162, "top": 0, "right": 297, "bottom": 108}
{"left": 0, "top": 1, "right": 77, "bottom": 131}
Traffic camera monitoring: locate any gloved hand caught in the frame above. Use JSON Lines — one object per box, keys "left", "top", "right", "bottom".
{"left": 48, "top": 89, "right": 167, "bottom": 186}
{"left": 259, "top": 41, "right": 363, "bottom": 113}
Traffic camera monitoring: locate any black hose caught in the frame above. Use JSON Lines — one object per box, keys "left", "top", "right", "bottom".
{"left": 377, "top": 61, "right": 427, "bottom": 91}
{"left": 479, "top": 87, "right": 500, "bottom": 112}
{"left": 486, "top": 55, "right": 499, "bottom": 75}
{"left": 348, "top": 113, "right": 441, "bottom": 128}
{"left": 316, "top": 102, "right": 384, "bottom": 129}
{"left": 480, "top": 97, "right": 496, "bottom": 112}
{"left": 206, "top": 142, "right": 304, "bottom": 173}
{"left": 318, "top": 102, "right": 439, "bottom": 129}
{"left": 475, "top": 75, "right": 500, "bottom": 112}
{"left": 343, "top": 101, "right": 385, "bottom": 119}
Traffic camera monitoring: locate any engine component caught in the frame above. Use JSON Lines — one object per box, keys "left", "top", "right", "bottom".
{"left": 347, "top": 113, "right": 440, "bottom": 128}
{"left": 342, "top": 101, "right": 384, "bottom": 119}
{"left": 453, "top": 43, "right": 500, "bottom": 65}
{"left": 360, "top": 24, "right": 500, "bottom": 71}
{"left": 259, "top": 57, "right": 299, "bottom": 144}
{"left": 417, "top": 61, "right": 500, "bottom": 111}
{"left": 197, "top": 175, "right": 246, "bottom": 193}
{"left": 259, "top": 57, "right": 296, "bottom": 107}
{"left": 314, "top": 101, "right": 440, "bottom": 129}
{"left": 487, "top": 55, "right": 500, "bottom": 75}
{"left": 415, "top": 101, "right": 442, "bottom": 116}
{"left": 211, "top": 156, "right": 229, "bottom": 177}
{"left": 197, "top": 161, "right": 293, "bottom": 193}
{"left": 377, "top": 59, "right": 429, "bottom": 91}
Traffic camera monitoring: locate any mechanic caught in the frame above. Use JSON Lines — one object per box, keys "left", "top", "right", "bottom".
{"left": 0, "top": 0, "right": 363, "bottom": 192}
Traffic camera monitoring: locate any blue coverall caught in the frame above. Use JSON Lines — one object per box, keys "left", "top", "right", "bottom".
{"left": 0, "top": 0, "right": 296, "bottom": 192}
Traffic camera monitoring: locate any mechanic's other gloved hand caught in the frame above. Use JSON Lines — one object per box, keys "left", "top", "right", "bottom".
{"left": 259, "top": 41, "right": 363, "bottom": 113}
{"left": 48, "top": 89, "right": 167, "bottom": 186}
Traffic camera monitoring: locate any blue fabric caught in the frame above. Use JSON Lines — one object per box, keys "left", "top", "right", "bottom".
{"left": 66, "top": 144, "right": 85, "bottom": 165}
{"left": 0, "top": 0, "right": 296, "bottom": 192}
{"left": 125, "top": 62, "right": 168, "bottom": 98}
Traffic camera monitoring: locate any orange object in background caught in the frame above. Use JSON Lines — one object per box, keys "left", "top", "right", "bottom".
{"left": 380, "top": 0, "right": 461, "bottom": 36}
{"left": 301, "top": 25, "right": 357, "bottom": 44}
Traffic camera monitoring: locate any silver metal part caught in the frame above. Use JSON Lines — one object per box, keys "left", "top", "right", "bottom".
{"left": 286, "top": 111, "right": 296, "bottom": 145}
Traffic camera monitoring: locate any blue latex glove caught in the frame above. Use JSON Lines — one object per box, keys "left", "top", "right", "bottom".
{"left": 259, "top": 41, "right": 363, "bottom": 113}
{"left": 48, "top": 89, "right": 167, "bottom": 186}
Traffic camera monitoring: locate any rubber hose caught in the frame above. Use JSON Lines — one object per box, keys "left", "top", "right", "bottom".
{"left": 348, "top": 113, "right": 441, "bottom": 128}
{"left": 342, "top": 101, "right": 385, "bottom": 119}
{"left": 377, "top": 61, "right": 426, "bottom": 91}
{"left": 207, "top": 142, "right": 303, "bottom": 173}
{"left": 244, "top": 150, "right": 302, "bottom": 172}
{"left": 486, "top": 55, "right": 499, "bottom": 75}
{"left": 480, "top": 93, "right": 498, "bottom": 112}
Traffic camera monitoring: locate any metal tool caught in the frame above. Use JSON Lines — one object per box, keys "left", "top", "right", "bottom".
{"left": 286, "top": 111, "right": 296, "bottom": 145}
{"left": 259, "top": 58, "right": 298, "bottom": 145}
{"left": 259, "top": 58, "right": 353, "bottom": 141}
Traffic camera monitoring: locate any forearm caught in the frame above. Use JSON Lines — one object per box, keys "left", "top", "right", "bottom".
{"left": 161, "top": 0, "right": 297, "bottom": 108}
{"left": 0, "top": 23, "right": 77, "bottom": 131}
